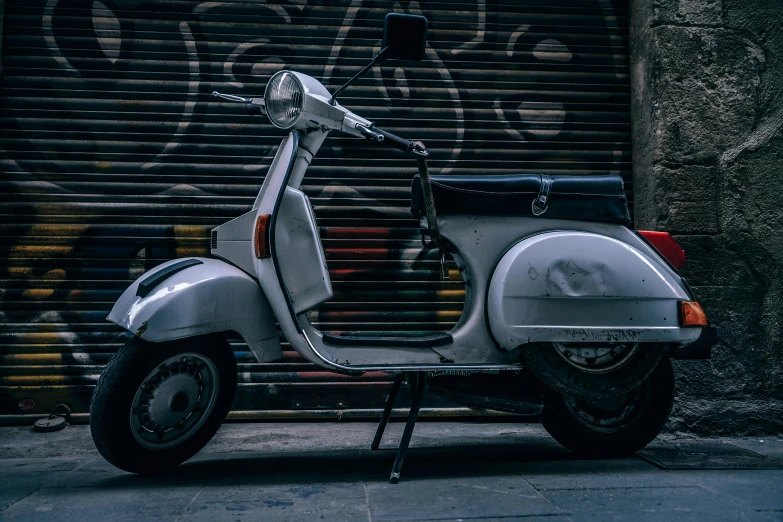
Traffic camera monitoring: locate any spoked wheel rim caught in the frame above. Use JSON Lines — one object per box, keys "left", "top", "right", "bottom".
{"left": 130, "top": 353, "right": 220, "bottom": 450}
{"left": 563, "top": 379, "right": 652, "bottom": 433}
{"left": 552, "top": 342, "right": 640, "bottom": 375}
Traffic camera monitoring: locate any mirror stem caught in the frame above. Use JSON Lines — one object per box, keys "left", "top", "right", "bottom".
{"left": 329, "top": 46, "right": 391, "bottom": 105}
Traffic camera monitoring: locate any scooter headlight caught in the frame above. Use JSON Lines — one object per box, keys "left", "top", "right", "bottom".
{"left": 264, "top": 71, "right": 304, "bottom": 129}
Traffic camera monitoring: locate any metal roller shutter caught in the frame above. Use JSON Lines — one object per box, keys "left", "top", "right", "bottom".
{"left": 0, "top": 0, "right": 631, "bottom": 421}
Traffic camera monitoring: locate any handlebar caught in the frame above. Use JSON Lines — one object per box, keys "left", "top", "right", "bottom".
{"left": 372, "top": 126, "right": 429, "bottom": 157}
{"left": 357, "top": 125, "right": 385, "bottom": 142}
{"left": 214, "top": 90, "right": 424, "bottom": 156}
{"left": 372, "top": 126, "right": 413, "bottom": 154}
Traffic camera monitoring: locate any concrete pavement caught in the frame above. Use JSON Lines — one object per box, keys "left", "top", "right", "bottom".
{"left": 0, "top": 422, "right": 781, "bottom": 521}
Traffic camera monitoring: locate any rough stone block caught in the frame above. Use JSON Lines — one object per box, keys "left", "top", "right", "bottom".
{"left": 688, "top": 285, "right": 763, "bottom": 339}
{"left": 674, "top": 236, "right": 760, "bottom": 288}
{"left": 653, "top": 164, "right": 717, "bottom": 201}
{"left": 649, "top": 26, "right": 764, "bottom": 165}
{"left": 635, "top": 166, "right": 718, "bottom": 232}
{"left": 676, "top": 283, "right": 779, "bottom": 399}
{"left": 653, "top": 0, "right": 723, "bottom": 26}
{"left": 667, "top": 398, "right": 783, "bottom": 435}
{"left": 718, "top": 135, "right": 783, "bottom": 268}
{"left": 723, "top": 0, "right": 783, "bottom": 120}
{"left": 659, "top": 200, "right": 719, "bottom": 233}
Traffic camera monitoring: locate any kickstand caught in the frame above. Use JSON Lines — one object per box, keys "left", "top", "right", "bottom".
{"left": 371, "top": 373, "right": 404, "bottom": 451}
{"left": 389, "top": 372, "right": 427, "bottom": 484}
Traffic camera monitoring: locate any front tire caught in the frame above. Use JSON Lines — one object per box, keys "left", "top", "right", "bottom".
{"left": 89, "top": 334, "right": 236, "bottom": 473}
{"left": 539, "top": 357, "right": 674, "bottom": 458}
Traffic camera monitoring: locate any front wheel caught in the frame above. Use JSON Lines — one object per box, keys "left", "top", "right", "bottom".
{"left": 89, "top": 334, "right": 236, "bottom": 473}
{"left": 539, "top": 357, "right": 674, "bottom": 458}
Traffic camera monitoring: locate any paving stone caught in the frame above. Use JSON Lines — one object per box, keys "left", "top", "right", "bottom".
{"left": 367, "top": 474, "right": 565, "bottom": 521}
{"left": 205, "top": 450, "right": 388, "bottom": 485}
{"left": 378, "top": 423, "right": 558, "bottom": 452}
{"left": 41, "top": 455, "right": 213, "bottom": 488}
{"left": 541, "top": 486, "right": 770, "bottom": 522}
{"left": 182, "top": 499, "right": 369, "bottom": 522}
{"left": 202, "top": 422, "right": 374, "bottom": 455}
{"left": 210, "top": 445, "right": 554, "bottom": 486}
{"left": 0, "top": 426, "right": 99, "bottom": 459}
{"left": 187, "top": 481, "right": 368, "bottom": 521}
{"left": 666, "top": 470, "right": 783, "bottom": 511}
{"left": 421, "top": 519, "right": 575, "bottom": 522}
{"left": 0, "top": 484, "right": 203, "bottom": 522}
{"left": 0, "top": 458, "right": 86, "bottom": 474}
{"left": 195, "top": 481, "right": 366, "bottom": 504}
{"left": 0, "top": 474, "right": 65, "bottom": 512}
{"left": 510, "top": 457, "right": 689, "bottom": 490}
{"left": 728, "top": 439, "right": 783, "bottom": 461}
{"left": 0, "top": 459, "right": 87, "bottom": 511}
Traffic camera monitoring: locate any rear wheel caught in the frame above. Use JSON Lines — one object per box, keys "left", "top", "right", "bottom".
{"left": 521, "top": 342, "right": 664, "bottom": 399}
{"left": 539, "top": 357, "right": 674, "bottom": 458}
{"left": 89, "top": 334, "right": 236, "bottom": 473}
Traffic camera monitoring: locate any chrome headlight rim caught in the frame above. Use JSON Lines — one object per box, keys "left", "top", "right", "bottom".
{"left": 264, "top": 70, "right": 305, "bottom": 130}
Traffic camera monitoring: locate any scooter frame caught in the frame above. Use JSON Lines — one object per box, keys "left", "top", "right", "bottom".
{"left": 108, "top": 71, "right": 704, "bottom": 375}
{"left": 102, "top": 69, "right": 713, "bottom": 483}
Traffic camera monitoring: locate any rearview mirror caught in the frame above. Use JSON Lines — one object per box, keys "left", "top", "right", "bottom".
{"left": 381, "top": 13, "right": 428, "bottom": 61}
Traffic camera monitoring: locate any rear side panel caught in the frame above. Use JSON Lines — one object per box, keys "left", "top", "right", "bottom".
{"left": 487, "top": 231, "right": 700, "bottom": 348}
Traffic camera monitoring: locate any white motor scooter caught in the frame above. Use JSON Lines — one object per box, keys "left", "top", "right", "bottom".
{"left": 90, "top": 13, "right": 716, "bottom": 482}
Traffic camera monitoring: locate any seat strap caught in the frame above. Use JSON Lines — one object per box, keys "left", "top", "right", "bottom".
{"left": 532, "top": 175, "right": 553, "bottom": 216}
{"left": 413, "top": 141, "right": 452, "bottom": 254}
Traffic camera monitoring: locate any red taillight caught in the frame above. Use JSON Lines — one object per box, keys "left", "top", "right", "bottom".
{"left": 638, "top": 230, "right": 685, "bottom": 270}
{"left": 254, "top": 214, "right": 271, "bottom": 258}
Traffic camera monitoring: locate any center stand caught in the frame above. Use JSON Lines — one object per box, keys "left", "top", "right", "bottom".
{"left": 371, "top": 372, "right": 427, "bottom": 483}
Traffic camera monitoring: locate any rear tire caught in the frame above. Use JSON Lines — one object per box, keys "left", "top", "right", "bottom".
{"left": 521, "top": 342, "right": 664, "bottom": 400}
{"left": 89, "top": 334, "right": 236, "bottom": 473}
{"left": 539, "top": 357, "right": 674, "bottom": 458}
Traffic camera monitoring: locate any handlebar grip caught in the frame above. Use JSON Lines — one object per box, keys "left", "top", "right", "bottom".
{"left": 373, "top": 127, "right": 413, "bottom": 155}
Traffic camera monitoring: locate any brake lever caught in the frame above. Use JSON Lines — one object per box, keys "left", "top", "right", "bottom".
{"left": 212, "top": 91, "right": 252, "bottom": 103}
{"left": 411, "top": 141, "right": 429, "bottom": 158}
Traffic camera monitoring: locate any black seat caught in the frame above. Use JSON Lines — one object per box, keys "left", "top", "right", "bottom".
{"left": 411, "top": 174, "right": 630, "bottom": 224}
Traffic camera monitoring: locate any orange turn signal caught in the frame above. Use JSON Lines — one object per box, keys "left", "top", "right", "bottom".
{"left": 680, "top": 301, "right": 708, "bottom": 326}
{"left": 254, "top": 214, "right": 271, "bottom": 259}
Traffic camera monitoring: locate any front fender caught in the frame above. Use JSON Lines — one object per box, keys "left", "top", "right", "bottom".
{"left": 108, "top": 257, "right": 282, "bottom": 363}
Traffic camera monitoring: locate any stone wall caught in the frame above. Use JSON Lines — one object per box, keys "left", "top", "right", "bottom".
{"left": 630, "top": 0, "right": 783, "bottom": 434}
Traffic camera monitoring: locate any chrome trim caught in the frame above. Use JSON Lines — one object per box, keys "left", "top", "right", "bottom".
{"left": 300, "top": 329, "right": 521, "bottom": 373}
{"left": 269, "top": 132, "right": 302, "bottom": 332}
